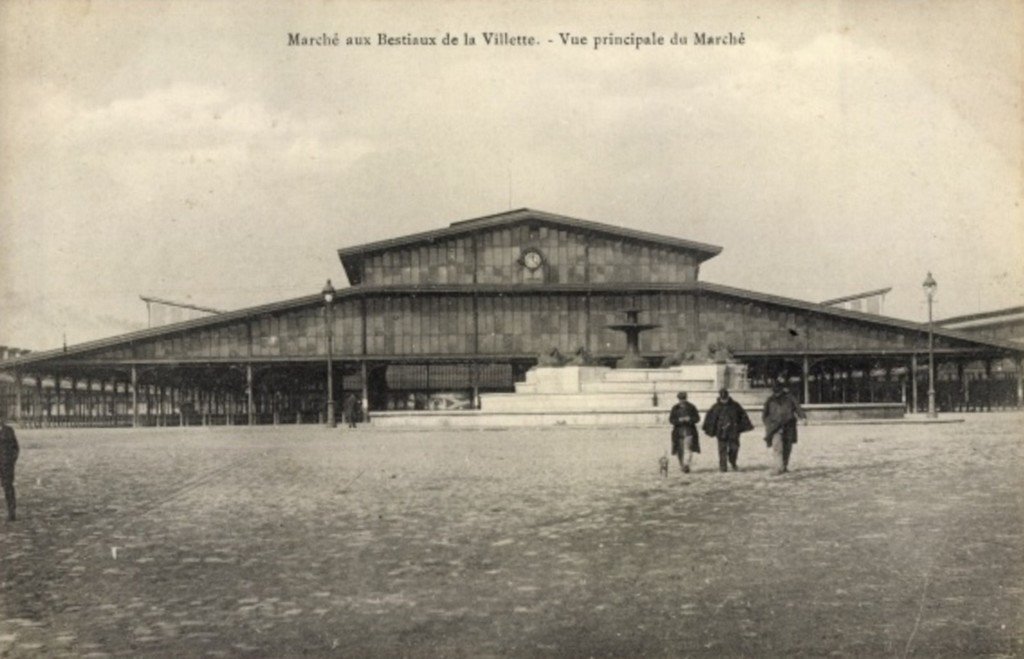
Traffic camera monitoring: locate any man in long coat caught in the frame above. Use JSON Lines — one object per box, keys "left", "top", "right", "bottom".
{"left": 0, "top": 409, "right": 19, "bottom": 522}
{"left": 762, "top": 380, "right": 807, "bottom": 475}
{"left": 669, "top": 392, "right": 701, "bottom": 473}
{"left": 702, "top": 388, "right": 754, "bottom": 472}
{"left": 341, "top": 393, "right": 358, "bottom": 428}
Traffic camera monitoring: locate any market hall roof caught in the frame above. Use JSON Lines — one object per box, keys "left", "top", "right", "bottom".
{"left": 337, "top": 208, "right": 724, "bottom": 285}
{"left": 2, "top": 280, "right": 1021, "bottom": 371}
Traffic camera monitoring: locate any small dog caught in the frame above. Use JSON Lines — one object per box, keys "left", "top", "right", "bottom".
{"left": 659, "top": 453, "right": 670, "bottom": 477}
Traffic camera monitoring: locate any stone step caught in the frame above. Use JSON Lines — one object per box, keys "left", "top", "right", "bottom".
{"left": 371, "top": 410, "right": 673, "bottom": 428}
{"left": 484, "top": 393, "right": 659, "bottom": 412}
{"left": 482, "top": 390, "right": 769, "bottom": 414}
{"left": 601, "top": 368, "right": 718, "bottom": 383}
{"left": 581, "top": 380, "right": 717, "bottom": 393}
{"left": 518, "top": 379, "right": 721, "bottom": 394}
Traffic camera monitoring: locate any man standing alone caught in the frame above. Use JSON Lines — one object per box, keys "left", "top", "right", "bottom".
{"left": 762, "top": 379, "right": 807, "bottom": 475}
{"left": 342, "top": 393, "right": 359, "bottom": 428}
{"left": 669, "top": 392, "right": 701, "bottom": 473}
{"left": 703, "top": 388, "right": 754, "bottom": 472}
{"left": 0, "top": 409, "right": 19, "bottom": 522}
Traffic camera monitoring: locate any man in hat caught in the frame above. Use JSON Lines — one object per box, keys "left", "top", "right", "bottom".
{"left": 0, "top": 408, "right": 19, "bottom": 521}
{"left": 669, "top": 392, "right": 701, "bottom": 473}
{"left": 703, "top": 388, "right": 754, "bottom": 472}
{"left": 762, "top": 378, "right": 807, "bottom": 475}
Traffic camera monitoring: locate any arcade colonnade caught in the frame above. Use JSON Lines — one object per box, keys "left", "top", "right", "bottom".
{"left": 3, "top": 352, "right": 1021, "bottom": 428}
{"left": 750, "top": 353, "right": 1023, "bottom": 413}
{"left": 2, "top": 363, "right": 348, "bottom": 428}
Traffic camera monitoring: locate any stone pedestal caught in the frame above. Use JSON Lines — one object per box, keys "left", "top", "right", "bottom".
{"left": 481, "top": 362, "right": 765, "bottom": 415}
{"left": 715, "top": 362, "right": 749, "bottom": 391}
{"left": 616, "top": 353, "right": 648, "bottom": 369}
{"left": 517, "top": 366, "right": 611, "bottom": 394}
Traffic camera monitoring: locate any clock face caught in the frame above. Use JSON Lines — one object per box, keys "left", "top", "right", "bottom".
{"left": 522, "top": 249, "right": 543, "bottom": 270}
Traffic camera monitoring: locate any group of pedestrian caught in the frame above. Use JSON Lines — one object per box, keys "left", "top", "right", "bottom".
{"left": 669, "top": 379, "right": 806, "bottom": 476}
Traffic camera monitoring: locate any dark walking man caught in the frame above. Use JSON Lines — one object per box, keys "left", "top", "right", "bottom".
{"left": 669, "top": 392, "right": 701, "bottom": 473}
{"left": 342, "top": 393, "right": 358, "bottom": 428}
{"left": 762, "top": 379, "right": 807, "bottom": 475}
{"left": 0, "top": 409, "right": 20, "bottom": 522}
{"left": 703, "top": 388, "right": 754, "bottom": 472}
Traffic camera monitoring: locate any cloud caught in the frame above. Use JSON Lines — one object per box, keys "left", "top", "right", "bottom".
{"left": 1, "top": 6, "right": 1021, "bottom": 350}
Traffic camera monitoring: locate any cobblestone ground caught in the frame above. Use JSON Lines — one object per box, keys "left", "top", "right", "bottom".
{"left": 0, "top": 413, "right": 1022, "bottom": 657}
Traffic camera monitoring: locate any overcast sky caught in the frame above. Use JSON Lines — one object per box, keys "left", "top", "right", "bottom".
{"left": 1, "top": 0, "right": 1021, "bottom": 350}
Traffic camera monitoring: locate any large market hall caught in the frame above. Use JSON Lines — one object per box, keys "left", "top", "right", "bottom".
{"left": 1, "top": 209, "right": 1021, "bottom": 427}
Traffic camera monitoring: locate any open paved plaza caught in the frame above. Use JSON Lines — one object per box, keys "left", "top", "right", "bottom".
{"left": 0, "top": 414, "right": 1022, "bottom": 657}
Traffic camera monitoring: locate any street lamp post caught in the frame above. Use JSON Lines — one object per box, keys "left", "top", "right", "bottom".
{"left": 923, "top": 272, "right": 938, "bottom": 418}
{"left": 322, "top": 279, "right": 337, "bottom": 428}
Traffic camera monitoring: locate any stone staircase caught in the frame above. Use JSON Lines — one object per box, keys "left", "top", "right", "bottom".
{"left": 481, "top": 364, "right": 767, "bottom": 417}
{"left": 371, "top": 363, "right": 771, "bottom": 428}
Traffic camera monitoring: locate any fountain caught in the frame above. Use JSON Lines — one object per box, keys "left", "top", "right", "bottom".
{"left": 606, "top": 308, "right": 659, "bottom": 369}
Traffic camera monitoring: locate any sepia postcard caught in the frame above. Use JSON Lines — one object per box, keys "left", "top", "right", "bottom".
{"left": 0, "top": 1, "right": 1021, "bottom": 656}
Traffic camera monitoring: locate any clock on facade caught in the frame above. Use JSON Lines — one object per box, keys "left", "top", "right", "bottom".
{"left": 521, "top": 248, "right": 544, "bottom": 271}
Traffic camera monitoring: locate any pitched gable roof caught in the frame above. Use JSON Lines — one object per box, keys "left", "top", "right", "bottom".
{"left": 337, "top": 208, "right": 723, "bottom": 284}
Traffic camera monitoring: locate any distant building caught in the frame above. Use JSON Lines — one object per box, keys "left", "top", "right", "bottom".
{"left": 931, "top": 305, "right": 1024, "bottom": 410}
{"left": 0, "top": 347, "right": 31, "bottom": 362}
{"left": 937, "top": 306, "right": 1024, "bottom": 347}
{"left": 1, "top": 209, "right": 1021, "bottom": 427}
{"left": 821, "top": 288, "right": 891, "bottom": 315}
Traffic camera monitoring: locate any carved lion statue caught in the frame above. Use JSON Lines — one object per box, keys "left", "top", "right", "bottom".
{"left": 660, "top": 350, "right": 698, "bottom": 367}
{"left": 702, "top": 341, "right": 735, "bottom": 364}
{"left": 566, "top": 346, "right": 596, "bottom": 366}
{"left": 535, "top": 347, "right": 568, "bottom": 367}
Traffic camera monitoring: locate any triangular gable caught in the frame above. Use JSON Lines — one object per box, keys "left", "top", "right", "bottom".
{"left": 338, "top": 208, "right": 722, "bottom": 285}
